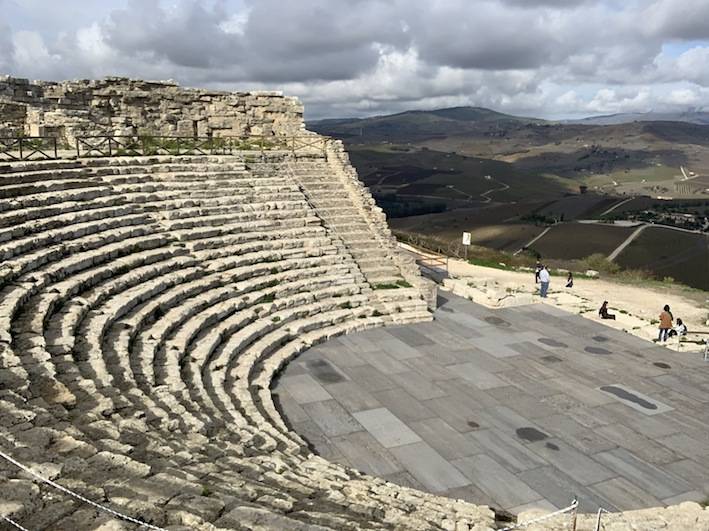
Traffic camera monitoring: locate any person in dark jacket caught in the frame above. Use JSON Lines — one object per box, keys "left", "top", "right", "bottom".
{"left": 598, "top": 301, "right": 615, "bottom": 320}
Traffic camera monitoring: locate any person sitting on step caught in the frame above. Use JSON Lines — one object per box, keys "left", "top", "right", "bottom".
{"left": 598, "top": 301, "right": 616, "bottom": 320}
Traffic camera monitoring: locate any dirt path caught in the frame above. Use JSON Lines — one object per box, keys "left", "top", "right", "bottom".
{"left": 401, "top": 243, "right": 709, "bottom": 352}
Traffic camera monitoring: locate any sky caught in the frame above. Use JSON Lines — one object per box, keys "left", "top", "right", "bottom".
{"left": 2, "top": 0, "right": 709, "bottom": 120}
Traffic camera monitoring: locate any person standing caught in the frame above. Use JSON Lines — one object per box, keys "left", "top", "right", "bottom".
{"left": 539, "top": 265, "right": 550, "bottom": 298}
{"left": 658, "top": 305, "right": 673, "bottom": 342}
{"left": 534, "top": 260, "right": 542, "bottom": 284}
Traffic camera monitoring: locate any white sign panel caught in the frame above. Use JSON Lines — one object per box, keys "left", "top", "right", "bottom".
{"left": 462, "top": 232, "right": 471, "bottom": 246}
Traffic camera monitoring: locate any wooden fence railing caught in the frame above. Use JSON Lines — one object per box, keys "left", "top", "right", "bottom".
{"left": 0, "top": 136, "right": 58, "bottom": 161}
{"left": 1, "top": 134, "right": 329, "bottom": 161}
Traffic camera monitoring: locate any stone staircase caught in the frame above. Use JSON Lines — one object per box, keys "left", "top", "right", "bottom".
{"left": 0, "top": 154, "right": 493, "bottom": 529}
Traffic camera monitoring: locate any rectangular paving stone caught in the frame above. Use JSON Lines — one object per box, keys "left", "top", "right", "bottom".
{"left": 387, "top": 326, "right": 435, "bottom": 347}
{"left": 324, "top": 380, "right": 381, "bottom": 413}
{"left": 656, "top": 432, "right": 709, "bottom": 460}
{"left": 272, "top": 389, "right": 309, "bottom": 424}
{"left": 378, "top": 337, "right": 422, "bottom": 360}
{"left": 528, "top": 439, "right": 616, "bottom": 486}
{"left": 331, "top": 431, "right": 403, "bottom": 477}
{"left": 358, "top": 350, "right": 410, "bottom": 374}
{"left": 595, "top": 423, "right": 679, "bottom": 464}
{"left": 597, "top": 384, "right": 673, "bottom": 415}
{"left": 305, "top": 358, "right": 348, "bottom": 384}
{"left": 452, "top": 454, "right": 543, "bottom": 509}
{"left": 389, "top": 370, "right": 447, "bottom": 401}
{"left": 372, "top": 387, "right": 437, "bottom": 422}
{"left": 589, "top": 477, "right": 662, "bottom": 511}
{"left": 342, "top": 364, "right": 398, "bottom": 393}
{"left": 410, "top": 418, "right": 483, "bottom": 460}
{"left": 390, "top": 441, "right": 471, "bottom": 493}
{"left": 291, "top": 419, "right": 345, "bottom": 461}
{"left": 446, "top": 362, "right": 507, "bottom": 390}
{"left": 279, "top": 373, "right": 332, "bottom": 404}
{"left": 517, "top": 466, "right": 616, "bottom": 513}
{"left": 594, "top": 448, "right": 691, "bottom": 499}
{"left": 302, "top": 399, "right": 363, "bottom": 437}
{"left": 470, "top": 428, "right": 548, "bottom": 473}
{"left": 353, "top": 407, "right": 422, "bottom": 448}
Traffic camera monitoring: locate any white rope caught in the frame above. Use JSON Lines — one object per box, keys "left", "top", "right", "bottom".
{"left": 499, "top": 499, "right": 579, "bottom": 531}
{"left": 0, "top": 449, "right": 167, "bottom": 531}
{"left": 1, "top": 513, "right": 31, "bottom": 531}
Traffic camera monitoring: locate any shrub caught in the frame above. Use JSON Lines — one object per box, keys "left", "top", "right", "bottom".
{"left": 582, "top": 253, "right": 620, "bottom": 274}
{"left": 374, "top": 283, "right": 400, "bottom": 290}
{"left": 271, "top": 316, "right": 281, "bottom": 323}
{"left": 396, "top": 279, "right": 413, "bottom": 288}
{"left": 339, "top": 301, "right": 352, "bottom": 309}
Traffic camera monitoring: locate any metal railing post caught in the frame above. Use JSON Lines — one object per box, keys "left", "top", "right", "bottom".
{"left": 52, "top": 137, "right": 57, "bottom": 159}
{"left": 18, "top": 138, "right": 23, "bottom": 160}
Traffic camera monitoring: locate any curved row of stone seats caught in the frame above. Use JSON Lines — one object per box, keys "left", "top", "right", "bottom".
{"left": 0, "top": 155, "right": 494, "bottom": 529}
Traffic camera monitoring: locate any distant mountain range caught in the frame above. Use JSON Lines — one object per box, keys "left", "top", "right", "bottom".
{"left": 309, "top": 106, "right": 709, "bottom": 134}
{"left": 566, "top": 111, "right": 709, "bottom": 126}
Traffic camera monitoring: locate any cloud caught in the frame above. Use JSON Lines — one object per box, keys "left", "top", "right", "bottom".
{"left": 1, "top": 0, "right": 708, "bottom": 119}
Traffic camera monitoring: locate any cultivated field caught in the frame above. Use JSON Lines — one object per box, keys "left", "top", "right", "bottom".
{"left": 616, "top": 227, "right": 709, "bottom": 290}
{"left": 528, "top": 222, "right": 636, "bottom": 259}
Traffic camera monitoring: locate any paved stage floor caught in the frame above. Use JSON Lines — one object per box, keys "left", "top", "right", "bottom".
{"left": 273, "top": 293, "right": 709, "bottom": 514}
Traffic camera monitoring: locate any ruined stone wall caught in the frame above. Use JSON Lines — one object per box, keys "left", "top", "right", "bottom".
{"left": 0, "top": 76, "right": 304, "bottom": 143}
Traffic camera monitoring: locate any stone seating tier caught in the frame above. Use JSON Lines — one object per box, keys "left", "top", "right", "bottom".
{"left": 0, "top": 154, "right": 496, "bottom": 530}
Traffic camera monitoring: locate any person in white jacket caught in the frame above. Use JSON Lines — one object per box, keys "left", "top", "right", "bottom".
{"left": 538, "top": 266, "right": 550, "bottom": 298}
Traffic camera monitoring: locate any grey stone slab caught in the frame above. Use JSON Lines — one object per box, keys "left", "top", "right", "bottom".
{"left": 342, "top": 364, "right": 398, "bottom": 393}
{"left": 594, "top": 448, "right": 691, "bottom": 499}
{"left": 656, "top": 432, "right": 709, "bottom": 460}
{"left": 446, "top": 362, "right": 507, "bottom": 390}
{"left": 302, "top": 399, "right": 363, "bottom": 437}
{"left": 589, "top": 477, "right": 663, "bottom": 511}
{"left": 665, "top": 459, "right": 709, "bottom": 493}
{"left": 305, "top": 358, "right": 348, "bottom": 384}
{"left": 543, "top": 377, "right": 615, "bottom": 407}
{"left": 452, "top": 454, "right": 543, "bottom": 509}
{"left": 410, "top": 418, "right": 483, "bottom": 460}
{"left": 534, "top": 414, "right": 617, "bottom": 455}
{"left": 322, "top": 347, "right": 369, "bottom": 368}
{"left": 331, "top": 431, "right": 403, "bottom": 477}
{"left": 389, "top": 441, "right": 471, "bottom": 493}
{"left": 389, "top": 370, "right": 447, "bottom": 401}
{"left": 403, "top": 356, "right": 458, "bottom": 381}
{"left": 486, "top": 386, "right": 558, "bottom": 420}
{"left": 470, "top": 429, "right": 548, "bottom": 473}
{"left": 372, "top": 387, "right": 437, "bottom": 422}
{"left": 595, "top": 423, "right": 680, "bottom": 464}
{"left": 387, "top": 326, "right": 435, "bottom": 347}
{"left": 469, "top": 337, "right": 523, "bottom": 359}
{"left": 423, "top": 392, "right": 495, "bottom": 433}
{"left": 382, "top": 470, "right": 425, "bottom": 491}
{"left": 528, "top": 439, "right": 616, "bottom": 486}
{"left": 279, "top": 373, "right": 332, "bottom": 404}
{"left": 272, "top": 389, "right": 310, "bottom": 424}
{"left": 292, "top": 419, "right": 345, "bottom": 461}
{"left": 358, "top": 350, "right": 410, "bottom": 375}
{"left": 517, "top": 466, "right": 616, "bottom": 513}
{"left": 324, "top": 380, "right": 381, "bottom": 413}
{"left": 337, "top": 333, "right": 381, "bottom": 353}
{"left": 378, "top": 337, "right": 423, "bottom": 360}
{"left": 653, "top": 374, "right": 709, "bottom": 402}
{"left": 597, "top": 384, "right": 673, "bottom": 415}
{"left": 353, "top": 407, "right": 422, "bottom": 448}
{"left": 442, "top": 484, "right": 495, "bottom": 506}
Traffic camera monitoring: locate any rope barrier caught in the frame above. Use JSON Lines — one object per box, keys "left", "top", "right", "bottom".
{"left": 499, "top": 498, "right": 579, "bottom": 531}
{"left": 0, "top": 449, "right": 167, "bottom": 530}
{"left": 1, "top": 514, "right": 31, "bottom": 531}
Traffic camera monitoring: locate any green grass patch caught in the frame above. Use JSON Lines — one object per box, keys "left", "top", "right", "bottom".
{"left": 374, "top": 283, "right": 401, "bottom": 290}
